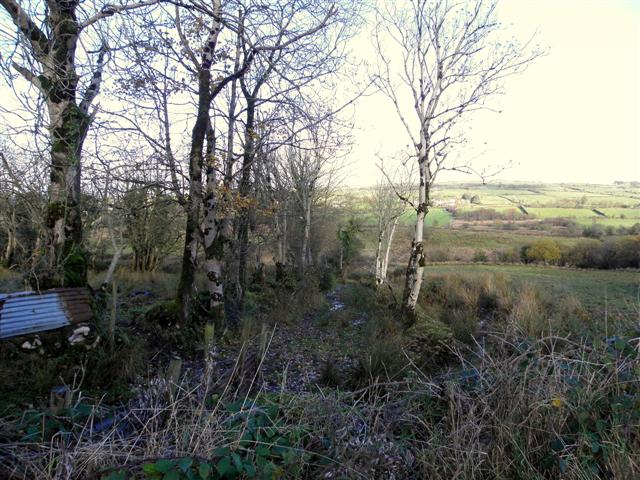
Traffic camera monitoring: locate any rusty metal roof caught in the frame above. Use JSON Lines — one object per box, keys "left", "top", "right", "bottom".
{"left": 0, "top": 288, "right": 93, "bottom": 340}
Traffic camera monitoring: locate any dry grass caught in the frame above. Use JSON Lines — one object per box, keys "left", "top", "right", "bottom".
{"left": 1, "top": 269, "right": 638, "bottom": 479}
{"left": 1, "top": 328, "right": 638, "bottom": 479}
{"left": 0, "top": 266, "right": 23, "bottom": 291}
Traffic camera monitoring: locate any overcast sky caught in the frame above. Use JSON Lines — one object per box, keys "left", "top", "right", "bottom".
{"left": 344, "top": 0, "right": 640, "bottom": 187}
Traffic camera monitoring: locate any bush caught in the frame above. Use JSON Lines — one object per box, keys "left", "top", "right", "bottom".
{"left": 583, "top": 224, "right": 606, "bottom": 239}
{"left": 524, "top": 238, "right": 561, "bottom": 265}
{"left": 426, "top": 248, "right": 450, "bottom": 262}
{"left": 472, "top": 249, "right": 488, "bottom": 263}
{"left": 470, "top": 195, "right": 481, "bottom": 204}
{"left": 561, "top": 238, "right": 603, "bottom": 268}
{"left": 318, "top": 266, "right": 336, "bottom": 292}
{"left": 561, "top": 236, "right": 640, "bottom": 269}
{"left": 496, "top": 247, "right": 521, "bottom": 263}
{"left": 403, "top": 306, "right": 454, "bottom": 369}
{"left": 600, "top": 236, "right": 640, "bottom": 269}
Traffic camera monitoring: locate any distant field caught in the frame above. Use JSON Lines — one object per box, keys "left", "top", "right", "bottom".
{"left": 425, "top": 263, "right": 639, "bottom": 317}
{"left": 351, "top": 182, "right": 640, "bottom": 228}
{"left": 432, "top": 183, "right": 640, "bottom": 208}
{"left": 426, "top": 229, "right": 581, "bottom": 249}
{"left": 399, "top": 208, "right": 452, "bottom": 226}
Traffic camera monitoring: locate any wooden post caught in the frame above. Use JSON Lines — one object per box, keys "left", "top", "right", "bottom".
{"left": 204, "top": 323, "right": 215, "bottom": 361}
{"left": 49, "top": 386, "right": 71, "bottom": 415}
{"left": 166, "top": 355, "right": 183, "bottom": 395}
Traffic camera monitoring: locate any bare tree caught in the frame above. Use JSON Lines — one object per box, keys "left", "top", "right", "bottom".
{"left": 373, "top": 0, "right": 541, "bottom": 324}
{"left": 371, "top": 162, "right": 412, "bottom": 286}
{"left": 175, "top": 0, "right": 339, "bottom": 330}
{"left": 278, "top": 115, "right": 344, "bottom": 276}
{"left": 0, "top": 0, "right": 163, "bottom": 287}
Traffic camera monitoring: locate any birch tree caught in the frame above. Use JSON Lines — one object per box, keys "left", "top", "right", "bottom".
{"left": 176, "top": 0, "right": 339, "bottom": 328}
{"left": 371, "top": 165, "right": 411, "bottom": 286}
{"left": 373, "top": 0, "right": 540, "bottom": 324}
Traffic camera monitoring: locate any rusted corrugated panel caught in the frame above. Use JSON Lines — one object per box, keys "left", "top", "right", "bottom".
{"left": 0, "top": 288, "right": 92, "bottom": 339}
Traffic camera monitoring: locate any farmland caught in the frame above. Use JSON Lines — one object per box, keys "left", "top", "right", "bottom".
{"left": 420, "top": 263, "right": 639, "bottom": 318}
{"left": 353, "top": 181, "right": 639, "bottom": 319}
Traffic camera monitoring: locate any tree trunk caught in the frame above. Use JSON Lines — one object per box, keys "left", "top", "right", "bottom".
{"left": 381, "top": 217, "right": 398, "bottom": 283}
{"left": 0, "top": 1, "right": 110, "bottom": 287}
{"left": 202, "top": 122, "right": 226, "bottom": 334}
{"left": 278, "top": 207, "right": 288, "bottom": 264}
{"left": 101, "top": 245, "right": 123, "bottom": 290}
{"left": 3, "top": 199, "right": 17, "bottom": 267}
{"left": 42, "top": 2, "right": 89, "bottom": 288}
{"left": 233, "top": 95, "right": 256, "bottom": 309}
{"left": 177, "top": 57, "right": 212, "bottom": 324}
{"left": 401, "top": 154, "right": 429, "bottom": 326}
{"left": 299, "top": 193, "right": 312, "bottom": 276}
{"left": 374, "top": 216, "right": 384, "bottom": 285}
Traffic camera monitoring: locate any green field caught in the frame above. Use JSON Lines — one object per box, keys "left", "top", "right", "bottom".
{"left": 425, "top": 263, "right": 639, "bottom": 316}
{"left": 352, "top": 182, "right": 640, "bottom": 229}
{"left": 430, "top": 182, "right": 640, "bottom": 227}
{"left": 399, "top": 208, "right": 452, "bottom": 226}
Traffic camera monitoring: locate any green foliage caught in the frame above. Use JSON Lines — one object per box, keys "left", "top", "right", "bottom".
{"left": 16, "top": 402, "right": 105, "bottom": 442}
{"left": 403, "top": 306, "right": 454, "bottom": 368}
{"left": 472, "top": 249, "right": 488, "bottom": 263}
{"left": 336, "top": 217, "right": 363, "bottom": 266}
{"left": 562, "top": 236, "right": 640, "bottom": 269}
{"left": 62, "top": 242, "right": 88, "bottom": 287}
{"left": 102, "top": 399, "right": 313, "bottom": 480}
{"left": 0, "top": 325, "right": 143, "bottom": 405}
{"left": 524, "top": 238, "right": 561, "bottom": 264}
{"left": 318, "top": 266, "right": 336, "bottom": 292}
{"left": 582, "top": 223, "right": 606, "bottom": 239}
{"left": 144, "top": 300, "right": 180, "bottom": 328}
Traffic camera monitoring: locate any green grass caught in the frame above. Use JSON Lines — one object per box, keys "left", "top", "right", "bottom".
{"left": 349, "top": 183, "right": 640, "bottom": 228}
{"left": 398, "top": 208, "right": 452, "bottom": 227}
{"left": 425, "top": 229, "right": 580, "bottom": 250}
{"left": 432, "top": 182, "right": 639, "bottom": 205}
{"left": 425, "top": 263, "right": 639, "bottom": 316}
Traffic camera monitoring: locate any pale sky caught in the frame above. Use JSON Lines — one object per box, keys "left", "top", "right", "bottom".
{"left": 345, "top": 0, "right": 640, "bottom": 187}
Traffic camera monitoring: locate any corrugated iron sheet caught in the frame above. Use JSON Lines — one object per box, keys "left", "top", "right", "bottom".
{"left": 0, "top": 288, "right": 93, "bottom": 339}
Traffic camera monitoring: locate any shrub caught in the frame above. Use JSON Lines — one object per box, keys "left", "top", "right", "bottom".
{"left": 583, "top": 224, "right": 606, "bottom": 239}
{"left": 472, "top": 249, "right": 488, "bottom": 263}
{"left": 496, "top": 247, "right": 521, "bottom": 263}
{"left": 470, "top": 195, "right": 481, "bottom": 204}
{"left": 561, "top": 238, "right": 603, "bottom": 268}
{"left": 426, "top": 248, "right": 450, "bottom": 262}
{"left": 524, "top": 238, "right": 561, "bottom": 265}
{"left": 404, "top": 306, "right": 454, "bottom": 369}
{"left": 318, "top": 266, "right": 336, "bottom": 292}
{"left": 561, "top": 236, "right": 640, "bottom": 269}
{"left": 600, "top": 236, "right": 640, "bottom": 269}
